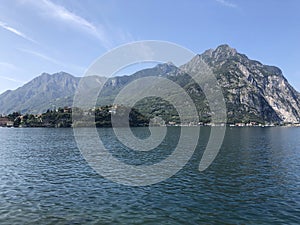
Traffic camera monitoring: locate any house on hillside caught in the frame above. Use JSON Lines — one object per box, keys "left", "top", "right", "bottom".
{"left": 0, "top": 118, "right": 11, "bottom": 127}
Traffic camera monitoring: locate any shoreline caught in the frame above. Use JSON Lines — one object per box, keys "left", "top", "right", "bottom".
{"left": 1, "top": 124, "right": 300, "bottom": 128}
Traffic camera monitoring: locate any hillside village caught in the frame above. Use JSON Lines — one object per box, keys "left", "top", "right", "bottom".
{"left": 0, "top": 105, "right": 148, "bottom": 128}
{"left": 1, "top": 105, "right": 300, "bottom": 128}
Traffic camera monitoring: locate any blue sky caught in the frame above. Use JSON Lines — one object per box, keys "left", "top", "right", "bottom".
{"left": 0, "top": 0, "right": 300, "bottom": 94}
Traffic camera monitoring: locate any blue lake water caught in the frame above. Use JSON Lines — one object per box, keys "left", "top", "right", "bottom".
{"left": 0, "top": 127, "right": 299, "bottom": 224}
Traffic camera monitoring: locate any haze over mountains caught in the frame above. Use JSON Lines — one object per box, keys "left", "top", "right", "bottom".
{"left": 0, "top": 44, "right": 299, "bottom": 124}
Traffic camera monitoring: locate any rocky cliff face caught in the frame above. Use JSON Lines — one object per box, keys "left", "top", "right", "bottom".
{"left": 193, "top": 44, "right": 300, "bottom": 123}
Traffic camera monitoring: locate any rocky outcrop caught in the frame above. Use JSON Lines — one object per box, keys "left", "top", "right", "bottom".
{"left": 196, "top": 44, "right": 300, "bottom": 123}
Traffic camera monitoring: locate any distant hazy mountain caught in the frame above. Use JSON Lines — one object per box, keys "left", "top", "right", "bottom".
{"left": 0, "top": 64, "right": 180, "bottom": 114}
{"left": 0, "top": 72, "right": 80, "bottom": 114}
{"left": 1, "top": 44, "right": 299, "bottom": 123}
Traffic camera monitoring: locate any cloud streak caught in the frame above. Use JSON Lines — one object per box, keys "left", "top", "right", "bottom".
{"left": 18, "top": 48, "right": 87, "bottom": 76}
{"left": 0, "top": 75, "right": 24, "bottom": 83}
{"left": 25, "top": 0, "right": 113, "bottom": 49}
{"left": 216, "top": 0, "right": 237, "bottom": 8}
{"left": 0, "top": 20, "right": 37, "bottom": 43}
{"left": 0, "top": 62, "right": 18, "bottom": 71}
{"left": 0, "top": 62, "right": 23, "bottom": 83}
{"left": 18, "top": 48, "right": 61, "bottom": 65}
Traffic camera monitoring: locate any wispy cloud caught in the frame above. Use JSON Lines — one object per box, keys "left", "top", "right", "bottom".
{"left": 0, "top": 62, "right": 23, "bottom": 83}
{"left": 0, "top": 20, "right": 37, "bottom": 43}
{"left": 0, "top": 75, "right": 24, "bottom": 83}
{"left": 0, "top": 62, "right": 18, "bottom": 71}
{"left": 18, "top": 48, "right": 61, "bottom": 65}
{"left": 216, "top": 0, "right": 237, "bottom": 8}
{"left": 24, "top": 0, "right": 113, "bottom": 49}
{"left": 18, "top": 48, "right": 87, "bottom": 76}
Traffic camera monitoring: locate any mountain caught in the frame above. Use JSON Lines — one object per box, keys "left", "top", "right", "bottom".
{"left": 0, "top": 64, "right": 179, "bottom": 114}
{"left": 0, "top": 72, "right": 80, "bottom": 114}
{"left": 196, "top": 44, "right": 300, "bottom": 123}
{"left": 0, "top": 44, "right": 299, "bottom": 124}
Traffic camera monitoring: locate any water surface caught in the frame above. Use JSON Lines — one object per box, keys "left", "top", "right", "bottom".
{"left": 0, "top": 127, "right": 299, "bottom": 224}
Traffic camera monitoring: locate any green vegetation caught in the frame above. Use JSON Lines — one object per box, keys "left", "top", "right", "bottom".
{"left": 5, "top": 105, "right": 149, "bottom": 128}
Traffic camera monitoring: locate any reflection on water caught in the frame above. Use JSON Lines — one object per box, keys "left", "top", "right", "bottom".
{"left": 0, "top": 127, "right": 299, "bottom": 224}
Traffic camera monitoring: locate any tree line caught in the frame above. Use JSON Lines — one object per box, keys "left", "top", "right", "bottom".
{"left": 3, "top": 105, "right": 149, "bottom": 128}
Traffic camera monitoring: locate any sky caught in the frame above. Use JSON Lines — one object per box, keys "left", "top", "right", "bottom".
{"left": 0, "top": 0, "right": 300, "bottom": 94}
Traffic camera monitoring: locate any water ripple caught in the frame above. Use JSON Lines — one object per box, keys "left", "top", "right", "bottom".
{"left": 0, "top": 127, "right": 299, "bottom": 224}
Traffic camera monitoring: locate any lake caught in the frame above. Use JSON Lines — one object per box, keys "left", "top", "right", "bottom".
{"left": 0, "top": 127, "right": 299, "bottom": 224}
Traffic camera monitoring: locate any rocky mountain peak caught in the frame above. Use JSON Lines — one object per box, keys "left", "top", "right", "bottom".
{"left": 211, "top": 44, "right": 237, "bottom": 61}
{"left": 215, "top": 44, "right": 237, "bottom": 53}
{"left": 179, "top": 44, "right": 300, "bottom": 123}
{"left": 155, "top": 62, "right": 178, "bottom": 74}
{"left": 40, "top": 72, "right": 51, "bottom": 76}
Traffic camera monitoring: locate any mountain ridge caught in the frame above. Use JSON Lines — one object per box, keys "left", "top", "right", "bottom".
{"left": 0, "top": 44, "right": 299, "bottom": 124}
